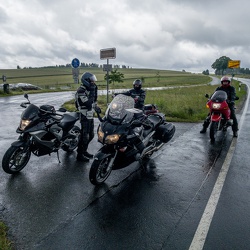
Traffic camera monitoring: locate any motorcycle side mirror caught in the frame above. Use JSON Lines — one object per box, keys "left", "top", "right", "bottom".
{"left": 205, "top": 94, "right": 209, "bottom": 98}
{"left": 24, "top": 93, "right": 29, "bottom": 99}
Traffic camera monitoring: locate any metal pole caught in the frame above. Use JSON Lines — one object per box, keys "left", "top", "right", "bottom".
{"left": 106, "top": 59, "right": 109, "bottom": 105}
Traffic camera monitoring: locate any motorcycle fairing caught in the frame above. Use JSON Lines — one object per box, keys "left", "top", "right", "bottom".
{"left": 21, "top": 104, "right": 40, "bottom": 120}
{"left": 17, "top": 122, "right": 46, "bottom": 133}
{"left": 11, "top": 140, "right": 30, "bottom": 147}
{"left": 94, "top": 149, "right": 113, "bottom": 161}
{"left": 210, "top": 113, "right": 222, "bottom": 122}
{"left": 58, "top": 113, "right": 78, "bottom": 131}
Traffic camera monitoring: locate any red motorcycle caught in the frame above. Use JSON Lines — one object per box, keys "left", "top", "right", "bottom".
{"left": 205, "top": 90, "right": 234, "bottom": 142}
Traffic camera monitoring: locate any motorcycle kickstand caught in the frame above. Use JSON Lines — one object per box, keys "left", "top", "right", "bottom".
{"left": 138, "top": 156, "right": 149, "bottom": 171}
{"left": 56, "top": 151, "right": 61, "bottom": 164}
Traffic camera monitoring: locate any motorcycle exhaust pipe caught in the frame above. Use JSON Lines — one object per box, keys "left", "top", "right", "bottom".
{"left": 143, "top": 142, "right": 164, "bottom": 156}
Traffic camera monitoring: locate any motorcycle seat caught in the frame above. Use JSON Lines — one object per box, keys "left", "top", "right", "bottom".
{"left": 142, "top": 113, "right": 165, "bottom": 138}
{"left": 147, "top": 114, "right": 163, "bottom": 128}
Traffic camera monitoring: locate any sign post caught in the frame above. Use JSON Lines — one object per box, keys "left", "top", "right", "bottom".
{"left": 100, "top": 48, "right": 116, "bottom": 104}
{"left": 71, "top": 58, "right": 80, "bottom": 84}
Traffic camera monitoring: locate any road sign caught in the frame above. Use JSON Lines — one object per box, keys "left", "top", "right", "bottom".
{"left": 103, "top": 64, "right": 112, "bottom": 72}
{"left": 100, "top": 48, "right": 116, "bottom": 60}
{"left": 228, "top": 60, "right": 241, "bottom": 68}
{"left": 71, "top": 58, "right": 80, "bottom": 68}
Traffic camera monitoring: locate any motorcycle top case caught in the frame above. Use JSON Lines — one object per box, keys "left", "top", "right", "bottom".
{"left": 154, "top": 122, "right": 175, "bottom": 143}
{"left": 144, "top": 104, "right": 158, "bottom": 115}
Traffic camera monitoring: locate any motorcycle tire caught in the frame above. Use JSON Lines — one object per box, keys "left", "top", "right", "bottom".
{"left": 89, "top": 157, "right": 113, "bottom": 185}
{"left": 61, "top": 126, "right": 81, "bottom": 152}
{"left": 2, "top": 145, "right": 31, "bottom": 174}
{"left": 210, "top": 121, "right": 218, "bottom": 142}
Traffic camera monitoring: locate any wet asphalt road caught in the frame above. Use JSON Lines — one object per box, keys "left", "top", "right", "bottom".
{"left": 0, "top": 78, "right": 250, "bottom": 249}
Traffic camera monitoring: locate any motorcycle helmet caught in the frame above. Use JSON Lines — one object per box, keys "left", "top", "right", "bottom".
{"left": 81, "top": 72, "right": 97, "bottom": 90}
{"left": 220, "top": 76, "right": 231, "bottom": 88}
{"left": 133, "top": 79, "right": 142, "bottom": 90}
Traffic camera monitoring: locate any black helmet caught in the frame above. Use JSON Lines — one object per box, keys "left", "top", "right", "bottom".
{"left": 133, "top": 79, "right": 142, "bottom": 90}
{"left": 81, "top": 72, "right": 97, "bottom": 89}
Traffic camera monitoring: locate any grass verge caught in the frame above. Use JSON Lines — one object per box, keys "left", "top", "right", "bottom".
{"left": 0, "top": 222, "right": 12, "bottom": 250}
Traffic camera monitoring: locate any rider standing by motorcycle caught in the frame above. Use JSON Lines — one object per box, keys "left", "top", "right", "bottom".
{"left": 200, "top": 76, "right": 239, "bottom": 137}
{"left": 114, "top": 79, "right": 146, "bottom": 110}
{"left": 75, "top": 72, "right": 100, "bottom": 161}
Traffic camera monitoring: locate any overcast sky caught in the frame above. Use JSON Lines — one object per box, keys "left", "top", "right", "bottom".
{"left": 1, "top": 0, "right": 249, "bottom": 73}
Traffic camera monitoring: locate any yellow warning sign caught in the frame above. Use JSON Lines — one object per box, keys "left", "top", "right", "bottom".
{"left": 228, "top": 60, "right": 241, "bottom": 68}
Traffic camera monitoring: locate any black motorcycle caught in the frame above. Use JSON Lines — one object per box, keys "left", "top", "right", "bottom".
{"left": 2, "top": 93, "right": 81, "bottom": 174}
{"left": 89, "top": 94, "right": 175, "bottom": 185}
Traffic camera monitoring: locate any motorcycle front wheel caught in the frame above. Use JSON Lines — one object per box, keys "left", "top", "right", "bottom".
{"left": 89, "top": 157, "right": 113, "bottom": 185}
{"left": 61, "top": 126, "right": 81, "bottom": 152}
{"left": 210, "top": 121, "right": 218, "bottom": 142}
{"left": 2, "top": 145, "right": 31, "bottom": 174}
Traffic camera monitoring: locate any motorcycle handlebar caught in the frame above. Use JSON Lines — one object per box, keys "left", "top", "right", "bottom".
{"left": 20, "top": 102, "right": 30, "bottom": 108}
{"left": 96, "top": 111, "right": 104, "bottom": 122}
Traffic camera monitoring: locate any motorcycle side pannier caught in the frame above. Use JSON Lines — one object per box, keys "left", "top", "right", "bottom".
{"left": 155, "top": 122, "right": 175, "bottom": 143}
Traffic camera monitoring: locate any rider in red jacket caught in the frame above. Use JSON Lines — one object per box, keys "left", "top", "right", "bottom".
{"left": 200, "top": 76, "right": 238, "bottom": 137}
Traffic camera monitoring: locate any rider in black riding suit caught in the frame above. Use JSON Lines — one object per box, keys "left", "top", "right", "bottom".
{"left": 115, "top": 79, "right": 146, "bottom": 110}
{"left": 75, "top": 72, "right": 100, "bottom": 161}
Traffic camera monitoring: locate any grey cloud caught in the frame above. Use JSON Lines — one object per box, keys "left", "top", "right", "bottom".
{"left": 0, "top": 0, "right": 250, "bottom": 72}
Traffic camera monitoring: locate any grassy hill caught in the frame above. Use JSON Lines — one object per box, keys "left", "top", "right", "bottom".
{"left": 0, "top": 67, "right": 210, "bottom": 91}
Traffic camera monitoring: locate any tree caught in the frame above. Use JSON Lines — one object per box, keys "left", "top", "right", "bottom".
{"left": 104, "top": 69, "right": 124, "bottom": 85}
{"left": 202, "top": 69, "right": 209, "bottom": 75}
{"left": 211, "top": 56, "right": 231, "bottom": 75}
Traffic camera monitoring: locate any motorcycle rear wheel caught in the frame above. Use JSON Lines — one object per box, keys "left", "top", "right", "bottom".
{"left": 210, "top": 121, "right": 218, "bottom": 142}
{"left": 2, "top": 145, "right": 31, "bottom": 174}
{"left": 61, "top": 126, "right": 81, "bottom": 152}
{"left": 89, "top": 157, "right": 113, "bottom": 185}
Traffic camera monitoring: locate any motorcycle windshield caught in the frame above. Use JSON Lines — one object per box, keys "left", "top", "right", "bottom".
{"left": 21, "top": 104, "right": 40, "bottom": 120}
{"left": 210, "top": 90, "right": 228, "bottom": 102}
{"left": 106, "top": 94, "right": 135, "bottom": 124}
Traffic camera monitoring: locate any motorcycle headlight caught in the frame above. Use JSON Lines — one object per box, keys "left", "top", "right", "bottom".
{"left": 105, "top": 134, "right": 120, "bottom": 144}
{"left": 97, "top": 127, "right": 104, "bottom": 142}
{"left": 212, "top": 103, "right": 221, "bottom": 109}
{"left": 19, "top": 119, "right": 31, "bottom": 131}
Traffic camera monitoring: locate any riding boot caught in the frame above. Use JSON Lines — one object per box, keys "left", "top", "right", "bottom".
{"left": 83, "top": 151, "right": 94, "bottom": 158}
{"left": 200, "top": 126, "right": 207, "bottom": 133}
{"left": 77, "top": 154, "right": 90, "bottom": 162}
{"left": 200, "top": 118, "right": 210, "bottom": 133}
{"left": 233, "top": 131, "right": 238, "bottom": 137}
